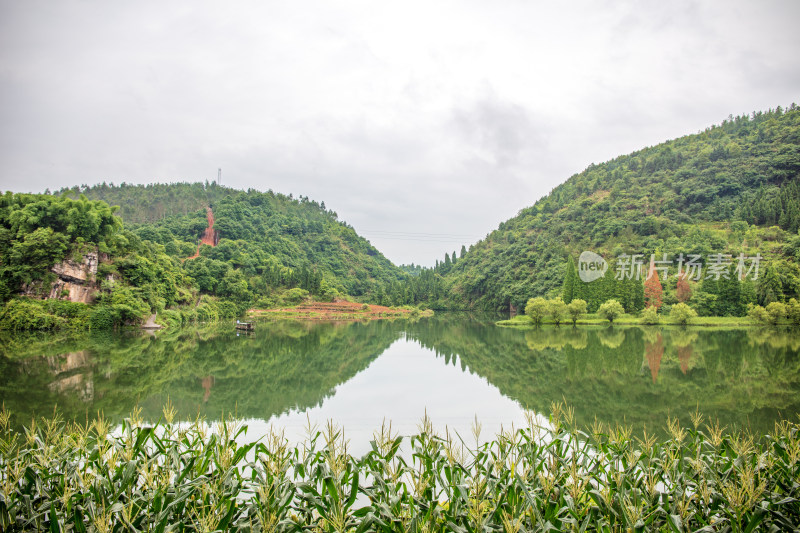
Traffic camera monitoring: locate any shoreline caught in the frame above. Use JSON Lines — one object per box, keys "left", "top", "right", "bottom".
{"left": 247, "top": 301, "right": 433, "bottom": 321}
{"left": 495, "top": 314, "right": 791, "bottom": 328}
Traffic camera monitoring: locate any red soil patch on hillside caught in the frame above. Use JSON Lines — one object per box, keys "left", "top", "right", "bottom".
{"left": 249, "top": 301, "right": 415, "bottom": 320}
{"left": 186, "top": 207, "right": 218, "bottom": 260}
{"left": 200, "top": 207, "right": 218, "bottom": 246}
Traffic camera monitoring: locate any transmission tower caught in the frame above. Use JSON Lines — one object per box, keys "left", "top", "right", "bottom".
{"left": 217, "top": 168, "right": 222, "bottom": 186}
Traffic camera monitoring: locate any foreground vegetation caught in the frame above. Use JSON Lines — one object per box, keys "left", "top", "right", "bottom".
{"left": 2, "top": 404, "right": 799, "bottom": 531}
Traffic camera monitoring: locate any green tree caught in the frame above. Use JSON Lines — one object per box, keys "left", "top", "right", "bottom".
{"left": 96, "top": 285, "right": 151, "bottom": 327}
{"left": 283, "top": 288, "right": 309, "bottom": 305}
{"left": 566, "top": 298, "right": 587, "bottom": 326}
{"left": 548, "top": 297, "right": 567, "bottom": 326}
{"left": 319, "top": 279, "right": 339, "bottom": 302}
{"left": 740, "top": 279, "right": 757, "bottom": 308}
{"left": 561, "top": 256, "right": 577, "bottom": 304}
{"left": 757, "top": 263, "right": 783, "bottom": 305}
{"left": 717, "top": 268, "right": 743, "bottom": 316}
{"left": 597, "top": 299, "right": 624, "bottom": 324}
{"left": 525, "top": 297, "right": 548, "bottom": 325}
{"left": 6, "top": 227, "right": 68, "bottom": 285}
{"left": 220, "top": 269, "right": 251, "bottom": 304}
{"left": 692, "top": 291, "right": 717, "bottom": 317}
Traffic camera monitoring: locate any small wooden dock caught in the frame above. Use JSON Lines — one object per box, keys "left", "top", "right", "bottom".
{"left": 235, "top": 321, "right": 254, "bottom": 331}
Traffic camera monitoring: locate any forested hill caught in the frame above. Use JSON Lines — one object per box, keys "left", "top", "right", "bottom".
{"left": 426, "top": 106, "right": 800, "bottom": 311}
{"left": 57, "top": 182, "right": 227, "bottom": 224}
{"left": 57, "top": 182, "right": 260, "bottom": 225}
{"left": 59, "top": 183, "right": 406, "bottom": 302}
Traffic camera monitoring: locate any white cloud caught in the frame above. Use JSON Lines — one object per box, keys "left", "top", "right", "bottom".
{"left": 1, "top": 0, "right": 798, "bottom": 265}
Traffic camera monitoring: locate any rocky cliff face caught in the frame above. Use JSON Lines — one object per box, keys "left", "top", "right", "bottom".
{"left": 22, "top": 250, "right": 105, "bottom": 304}
{"left": 48, "top": 251, "right": 100, "bottom": 303}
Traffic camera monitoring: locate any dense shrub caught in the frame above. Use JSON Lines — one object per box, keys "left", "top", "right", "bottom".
{"left": 0, "top": 298, "right": 91, "bottom": 331}
{"left": 789, "top": 298, "right": 800, "bottom": 325}
{"left": 669, "top": 302, "right": 698, "bottom": 325}
{"left": 640, "top": 305, "right": 660, "bottom": 325}
{"left": 597, "top": 299, "right": 624, "bottom": 324}
{"left": 766, "top": 301, "right": 788, "bottom": 325}
{"left": 157, "top": 309, "right": 184, "bottom": 328}
{"left": 748, "top": 303, "right": 770, "bottom": 324}
{"left": 282, "top": 287, "right": 310, "bottom": 305}
{"left": 216, "top": 300, "right": 241, "bottom": 319}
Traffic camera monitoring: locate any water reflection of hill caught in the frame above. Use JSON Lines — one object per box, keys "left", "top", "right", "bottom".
{"left": 405, "top": 317, "right": 800, "bottom": 435}
{"left": 2, "top": 316, "right": 798, "bottom": 437}
{"left": 0, "top": 320, "right": 402, "bottom": 426}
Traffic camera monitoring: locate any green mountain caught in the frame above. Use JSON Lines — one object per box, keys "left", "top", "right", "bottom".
{"left": 421, "top": 106, "right": 800, "bottom": 311}
{"left": 0, "top": 183, "right": 407, "bottom": 330}
{"left": 5, "top": 106, "right": 800, "bottom": 326}
{"left": 60, "top": 182, "right": 406, "bottom": 302}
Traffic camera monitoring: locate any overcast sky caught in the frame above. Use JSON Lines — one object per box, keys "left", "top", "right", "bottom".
{"left": 1, "top": 1, "right": 798, "bottom": 266}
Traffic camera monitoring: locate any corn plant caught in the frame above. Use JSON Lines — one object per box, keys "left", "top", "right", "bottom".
{"left": 1, "top": 402, "right": 799, "bottom": 531}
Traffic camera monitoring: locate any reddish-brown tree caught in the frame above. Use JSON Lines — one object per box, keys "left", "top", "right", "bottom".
{"left": 644, "top": 261, "right": 663, "bottom": 309}
{"left": 676, "top": 274, "right": 692, "bottom": 303}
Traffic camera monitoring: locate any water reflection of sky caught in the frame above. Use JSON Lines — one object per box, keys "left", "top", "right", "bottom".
{"left": 245, "top": 336, "right": 538, "bottom": 456}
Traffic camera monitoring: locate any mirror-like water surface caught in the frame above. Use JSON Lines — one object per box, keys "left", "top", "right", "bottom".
{"left": 2, "top": 315, "right": 798, "bottom": 442}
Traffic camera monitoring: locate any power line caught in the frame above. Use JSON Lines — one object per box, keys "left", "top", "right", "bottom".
{"left": 366, "top": 236, "right": 476, "bottom": 243}
{"left": 361, "top": 231, "right": 484, "bottom": 243}
{"left": 366, "top": 231, "right": 481, "bottom": 238}
{"left": 363, "top": 230, "right": 483, "bottom": 238}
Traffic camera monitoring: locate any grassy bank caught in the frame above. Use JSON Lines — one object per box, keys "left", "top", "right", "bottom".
{"left": 248, "top": 301, "right": 433, "bottom": 321}
{"left": 2, "top": 404, "right": 798, "bottom": 531}
{"left": 497, "top": 314, "right": 761, "bottom": 327}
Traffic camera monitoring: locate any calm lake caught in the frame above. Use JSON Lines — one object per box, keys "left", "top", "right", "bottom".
{"left": 2, "top": 314, "right": 799, "bottom": 448}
